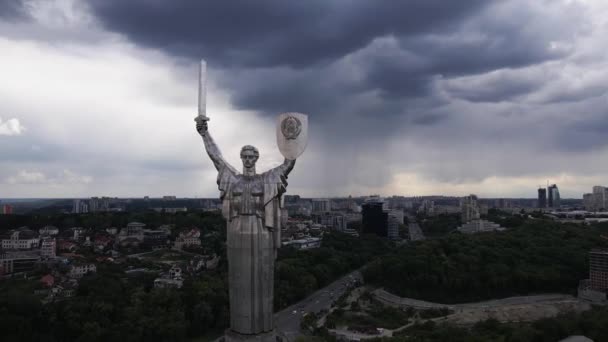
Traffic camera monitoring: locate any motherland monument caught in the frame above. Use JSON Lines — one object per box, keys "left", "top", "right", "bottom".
{"left": 194, "top": 60, "right": 307, "bottom": 341}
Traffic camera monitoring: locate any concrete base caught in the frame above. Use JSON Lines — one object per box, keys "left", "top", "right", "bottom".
{"left": 222, "top": 329, "right": 286, "bottom": 342}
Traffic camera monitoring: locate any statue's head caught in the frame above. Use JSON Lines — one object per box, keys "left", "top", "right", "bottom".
{"left": 240, "top": 145, "right": 259, "bottom": 171}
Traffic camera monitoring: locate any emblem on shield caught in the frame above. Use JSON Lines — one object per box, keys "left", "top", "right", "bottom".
{"left": 276, "top": 112, "right": 308, "bottom": 160}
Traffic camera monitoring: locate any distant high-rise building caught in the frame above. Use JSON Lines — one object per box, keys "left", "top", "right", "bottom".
{"left": 547, "top": 184, "right": 560, "bottom": 208}
{"left": 583, "top": 193, "right": 594, "bottom": 211}
{"left": 72, "top": 199, "right": 81, "bottom": 214}
{"left": 537, "top": 188, "right": 547, "bottom": 208}
{"left": 592, "top": 186, "right": 608, "bottom": 211}
{"left": 101, "top": 197, "right": 111, "bottom": 211}
{"left": 387, "top": 210, "right": 404, "bottom": 240}
{"left": 311, "top": 198, "right": 331, "bottom": 213}
{"left": 461, "top": 194, "right": 480, "bottom": 223}
{"left": 362, "top": 199, "right": 388, "bottom": 237}
{"left": 89, "top": 197, "right": 99, "bottom": 212}
{"left": 590, "top": 249, "right": 608, "bottom": 291}
{"left": 582, "top": 186, "right": 608, "bottom": 212}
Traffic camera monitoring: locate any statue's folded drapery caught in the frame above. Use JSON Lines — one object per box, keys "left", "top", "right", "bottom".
{"left": 217, "top": 162, "right": 289, "bottom": 334}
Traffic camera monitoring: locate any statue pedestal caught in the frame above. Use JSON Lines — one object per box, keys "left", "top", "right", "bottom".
{"left": 222, "top": 329, "right": 286, "bottom": 342}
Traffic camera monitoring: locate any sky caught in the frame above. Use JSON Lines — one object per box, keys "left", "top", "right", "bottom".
{"left": 1, "top": 0, "right": 608, "bottom": 199}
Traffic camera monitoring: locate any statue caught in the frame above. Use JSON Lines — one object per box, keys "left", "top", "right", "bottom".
{"left": 195, "top": 57, "right": 308, "bottom": 342}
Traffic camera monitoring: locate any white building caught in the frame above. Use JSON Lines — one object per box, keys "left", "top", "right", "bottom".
{"left": 40, "top": 237, "right": 56, "bottom": 259}
{"left": 1, "top": 228, "right": 39, "bottom": 250}
{"left": 458, "top": 219, "right": 504, "bottom": 234}
{"left": 72, "top": 199, "right": 89, "bottom": 214}
{"left": 174, "top": 228, "right": 201, "bottom": 250}
{"left": 69, "top": 263, "right": 97, "bottom": 278}
{"left": 282, "top": 237, "right": 322, "bottom": 250}
{"left": 154, "top": 265, "right": 184, "bottom": 289}
{"left": 461, "top": 195, "right": 481, "bottom": 223}
{"left": 117, "top": 222, "right": 145, "bottom": 244}
{"left": 584, "top": 186, "right": 608, "bottom": 211}
{"left": 39, "top": 226, "right": 59, "bottom": 236}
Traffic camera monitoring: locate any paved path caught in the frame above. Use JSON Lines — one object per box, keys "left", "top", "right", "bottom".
{"left": 407, "top": 222, "right": 426, "bottom": 241}
{"left": 374, "top": 289, "right": 577, "bottom": 310}
{"left": 275, "top": 271, "right": 362, "bottom": 341}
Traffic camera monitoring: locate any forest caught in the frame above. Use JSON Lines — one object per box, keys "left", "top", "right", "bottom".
{"left": 363, "top": 219, "right": 608, "bottom": 303}
{"left": 0, "top": 231, "right": 390, "bottom": 341}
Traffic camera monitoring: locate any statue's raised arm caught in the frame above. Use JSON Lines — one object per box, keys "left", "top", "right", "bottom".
{"left": 275, "top": 158, "right": 296, "bottom": 177}
{"left": 196, "top": 117, "right": 231, "bottom": 171}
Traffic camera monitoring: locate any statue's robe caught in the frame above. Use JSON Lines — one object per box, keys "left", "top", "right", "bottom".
{"left": 217, "top": 162, "right": 289, "bottom": 334}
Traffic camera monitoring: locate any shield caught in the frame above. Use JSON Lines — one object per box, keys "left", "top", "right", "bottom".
{"left": 276, "top": 112, "right": 308, "bottom": 160}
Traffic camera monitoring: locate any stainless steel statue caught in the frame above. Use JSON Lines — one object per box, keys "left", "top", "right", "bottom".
{"left": 195, "top": 60, "right": 307, "bottom": 340}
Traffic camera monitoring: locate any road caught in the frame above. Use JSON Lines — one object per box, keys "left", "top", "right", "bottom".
{"left": 408, "top": 221, "right": 426, "bottom": 241}
{"left": 374, "top": 289, "right": 578, "bottom": 310}
{"left": 275, "top": 271, "right": 362, "bottom": 341}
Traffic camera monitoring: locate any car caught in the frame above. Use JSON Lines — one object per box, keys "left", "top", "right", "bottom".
{"left": 292, "top": 310, "right": 297, "bottom": 314}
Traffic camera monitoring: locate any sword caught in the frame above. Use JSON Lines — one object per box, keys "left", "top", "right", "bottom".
{"left": 196, "top": 59, "right": 209, "bottom": 122}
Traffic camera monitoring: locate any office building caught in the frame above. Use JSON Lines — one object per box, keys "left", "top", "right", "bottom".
{"left": 583, "top": 193, "right": 595, "bottom": 211}
{"left": 538, "top": 188, "right": 547, "bottom": 208}
{"left": 579, "top": 249, "right": 608, "bottom": 303}
{"left": 89, "top": 197, "right": 99, "bottom": 212}
{"left": 311, "top": 198, "right": 332, "bottom": 213}
{"left": 1, "top": 227, "right": 39, "bottom": 250}
{"left": 313, "top": 212, "right": 347, "bottom": 231}
{"left": 584, "top": 186, "right": 608, "bottom": 211}
{"left": 387, "top": 210, "right": 404, "bottom": 240}
{"left": 590, "top": 249, "right": 608, "bottom": 291}
{"left": 548, "top": 184, "right": 560, "bottom": 208}
{"left": 362, "top": 199, "right": 388, "bottom": 237}
{"left": 461, "top": 194, "right": 480, "bottom": 223}
{"left": 72, "top": 199, "right": 89, "bottom": 214}
{"left": 0, "top": 251, "right": 40, "bottom": 275}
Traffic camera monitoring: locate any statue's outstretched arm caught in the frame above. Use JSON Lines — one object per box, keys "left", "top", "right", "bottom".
{"left": 278, "top": 158, "right": 296, "bottom": 176}
{"left": 196, "top": 118, "right": 227, "bottom": 171}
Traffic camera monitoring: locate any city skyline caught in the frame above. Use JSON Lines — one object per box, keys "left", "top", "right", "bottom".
{"left": 2, "top": 1, "right": 608, "bottom": 198}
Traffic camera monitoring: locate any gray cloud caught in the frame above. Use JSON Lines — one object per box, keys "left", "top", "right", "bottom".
{"left": 2, "top": 0, "right": 606, "bottom": 198}
{"left": 86, "top": 0, "right": 581, "bottom": 122}
{"left": 88, "top": 0, "right": 489, "bottom": 69}
{"left": 0, "top": 0, "right": 28, "bottom": 20}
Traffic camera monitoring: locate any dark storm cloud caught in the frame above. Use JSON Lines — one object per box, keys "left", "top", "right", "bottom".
{"left": 0, "top": 0, "right": 27, "bottom": 20}
{"left": 442, "top": 71, "right": 546, "bottom": 103}
{"left": 87, "top": 0, "right": 582, "bottom": 126}
{"left": 88, "top": 0, "right": 489, "bottom": 68}
{"left": 555, "top": 103, "right": 608, "bottom": 152}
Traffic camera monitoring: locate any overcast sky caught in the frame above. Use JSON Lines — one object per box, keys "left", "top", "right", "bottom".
{"left": 1, "top": 0, "right": 608, "bottom": 199}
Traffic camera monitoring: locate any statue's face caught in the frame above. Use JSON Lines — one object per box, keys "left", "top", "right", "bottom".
{"left": 241, "top": 150, "right": 258, "bottom": 169}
